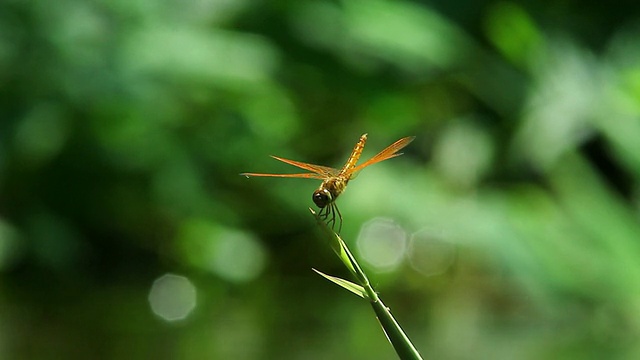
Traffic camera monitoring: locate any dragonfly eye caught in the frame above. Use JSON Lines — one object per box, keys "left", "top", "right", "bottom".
{"left": 312, "top": 189, "right": 332, "bottom": 208}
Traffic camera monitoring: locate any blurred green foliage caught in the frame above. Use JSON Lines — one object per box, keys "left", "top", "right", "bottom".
{"left": 1, "top": 0, "right": 640, "bottom": 359}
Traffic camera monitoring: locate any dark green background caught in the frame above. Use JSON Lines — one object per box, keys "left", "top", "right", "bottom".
{"left": 2, "top": 0, "right": 640, "bottom": 358}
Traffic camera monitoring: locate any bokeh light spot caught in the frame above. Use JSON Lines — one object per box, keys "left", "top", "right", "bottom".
{"left": 433, "top": 121, "right": 493, "bottom": 188}
{"left": 211, "top": 229, "right": 266, "bottom": 282}
{"left": 356, "top": 218, "right": 407, "bottom": 272}
{"left": 408, "top": 229, "right": 456, "bottom": 276}
{"left": 179, "top": 220, "right": 267, "bottom": 283}
{"left": 148, "top": 274, "right": 197, "bottom": 322}
{"left": 14, "top": 103, "right": 69, "bottom": 167}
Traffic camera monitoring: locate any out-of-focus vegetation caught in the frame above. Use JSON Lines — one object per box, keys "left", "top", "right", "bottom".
{"left": 1, "top": 0, "right": 640, "bottom": 358}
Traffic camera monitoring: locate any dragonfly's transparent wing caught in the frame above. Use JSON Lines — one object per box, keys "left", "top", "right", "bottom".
{"left": 349, "top": 136, "right": 415, "bottom": 177}
{"left": 270, "top": 156, "right": 338, "bottom": 177}
{"left": 240, "top": 155, "right": 338, "bottom": 179}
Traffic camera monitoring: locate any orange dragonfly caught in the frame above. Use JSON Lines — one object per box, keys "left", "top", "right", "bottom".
{"left": 241, "top": 134, "right": 415, "bottom": 232}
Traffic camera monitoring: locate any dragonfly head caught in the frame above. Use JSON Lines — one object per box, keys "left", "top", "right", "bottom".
{"left": 312, "top": 189, "right": 332, "bottom": 208}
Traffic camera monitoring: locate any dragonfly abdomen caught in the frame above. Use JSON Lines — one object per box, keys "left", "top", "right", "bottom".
{"left": 339, "top": 134, "right": 368, "bottom": 175}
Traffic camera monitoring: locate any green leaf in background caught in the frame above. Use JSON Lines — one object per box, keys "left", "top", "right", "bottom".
{"left": 2, "top": 0, "right": 640, "bottom": 358}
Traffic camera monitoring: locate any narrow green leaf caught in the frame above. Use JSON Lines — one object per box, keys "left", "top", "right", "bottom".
{"left": 309, "top": 208, "right": 358, "bottom": 276}
{"left": 312, "top": 268, "right": 366, "bottom": 299}
{"left": 335, "top": 233, "right": 372, "bottom": 291}
{"left": 309, "top": 209, "right": 424, "bottom": 359}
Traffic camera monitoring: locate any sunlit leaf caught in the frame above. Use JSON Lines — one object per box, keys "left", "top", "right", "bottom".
{"left": 312, "top": 268, "right": 366, "bottom": 299}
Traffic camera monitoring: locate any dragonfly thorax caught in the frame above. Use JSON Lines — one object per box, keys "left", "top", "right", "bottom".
{"left": 314, "top": 176, "right": 348, "bottom": 208}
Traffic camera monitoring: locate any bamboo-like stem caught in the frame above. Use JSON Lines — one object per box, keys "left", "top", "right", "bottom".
{"left": 310, "top": 209, "right": 424, "bottom": 360}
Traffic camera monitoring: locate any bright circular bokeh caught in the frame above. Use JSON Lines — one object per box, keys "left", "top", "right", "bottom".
{"left": 408, "top": 228, "right": 456, "bottom": 276}
{"left": 148, "top": 273, "right": 197, "bottom": 322}
{"left": 356, "top": 217, "right": 407, "bottom": 272}
{"left": 178, "top": 220, "right": 267, "bottom": 283}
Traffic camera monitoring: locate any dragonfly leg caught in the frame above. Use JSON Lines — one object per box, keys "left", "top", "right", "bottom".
{"left": 326, "top": 204, "right": 336, "bottom": 230}
{"left": 317, "top": 203, "right": 342, "bottom": 234}
{"left": 333, "top": 203, "right": 343, "bottom": 234}
{"left": 318, "top": 205, "right": 329, "bottom": 220}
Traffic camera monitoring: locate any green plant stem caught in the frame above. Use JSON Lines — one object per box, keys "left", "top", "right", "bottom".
{"left": 310, "top": 209, "right": 424, "bottom": 360}
{"left": 369, "top": 296, "right": 423, "bottom": 360}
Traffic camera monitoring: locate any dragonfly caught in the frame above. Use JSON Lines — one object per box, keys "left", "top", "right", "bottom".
{"left": 241, "top": 134, "right": 415, "bottom": 232}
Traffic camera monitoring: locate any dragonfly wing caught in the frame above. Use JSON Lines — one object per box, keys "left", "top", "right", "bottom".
{"left": 349, "top": 136, "right": 415, "bottom": 176}
{"left": 270, "top": 155, "right": 338, "bottom": 176}
{"left": 240, "top": 172, "right": 326, "bottom": 179}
